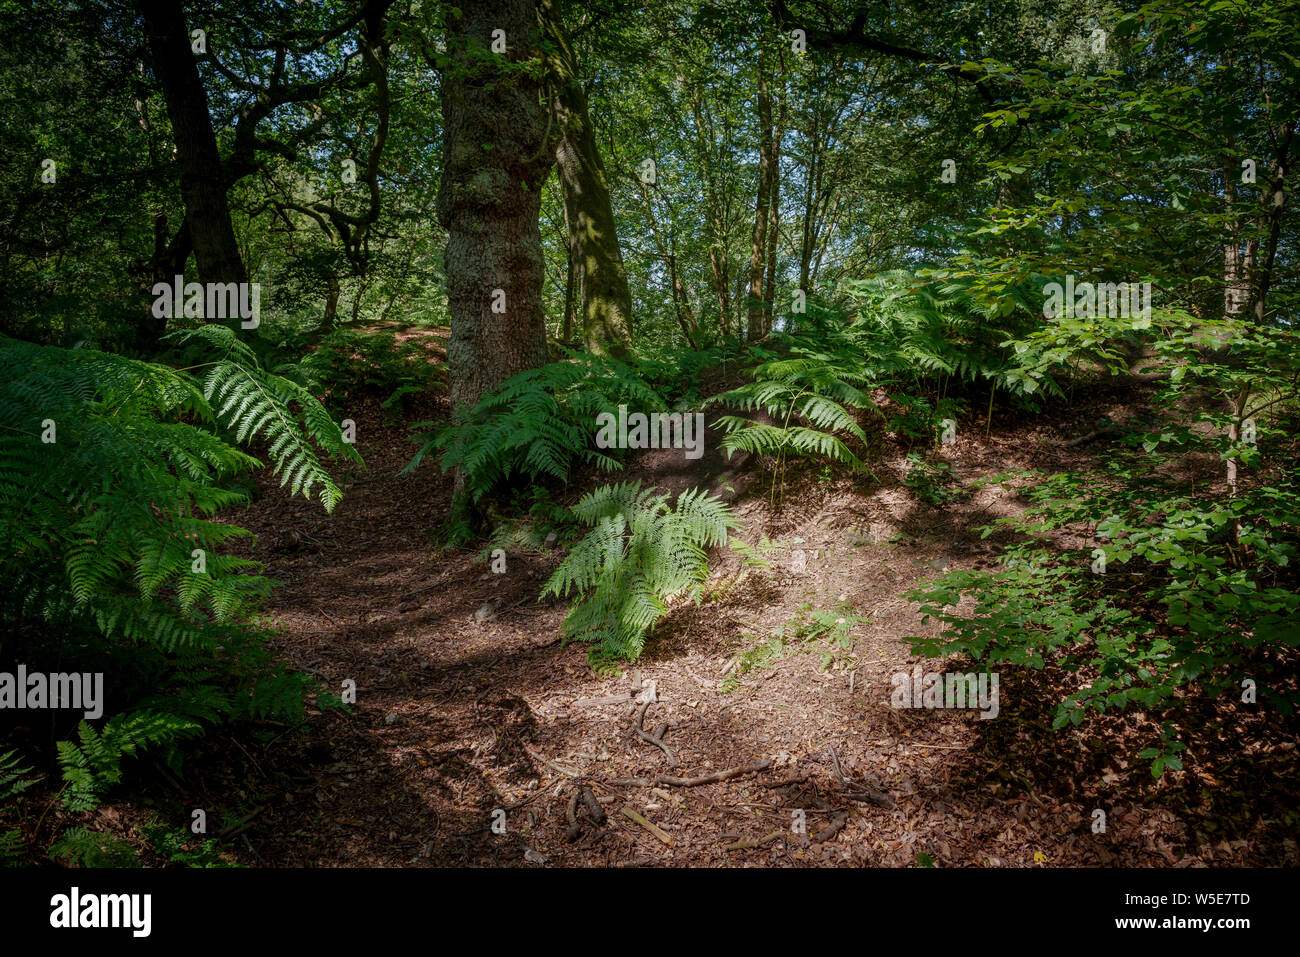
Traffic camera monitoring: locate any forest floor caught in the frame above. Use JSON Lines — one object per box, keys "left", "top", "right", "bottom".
{"left": 133, "top": 326, "right": 1300, "bottom": 867}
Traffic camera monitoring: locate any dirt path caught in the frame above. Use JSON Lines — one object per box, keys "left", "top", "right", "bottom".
{"left": 226, "top": 372, "right": 1291, "bottom": 867}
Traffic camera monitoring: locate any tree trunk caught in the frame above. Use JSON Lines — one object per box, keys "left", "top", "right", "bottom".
{"left": 539, "top": 0, "right": 633, "bottom": 357}
{"left": 799, "top": 127, "right": 818, "bottom": 294}
{"left": 764, "top": 98, "right": 783, "bottom": 318}
{"left": 637, "top": 181, "right": 697, "bottom": 347}
{"left": 137, "top": 211, "right": 190, "bottom": 354}
{"left": 1223, "top": 155, "right": 1249, "bottom": 317}
{"left": 689, "top": 94, "right": 732, "bottom": 335}
{"left": 1251, "top": 120, "right": 1294, "bottom": 323}
{"left": 562, "top": 227, "right": 575, "bottom": 346}
{"left": 323, "top": 273, "right": 340, "bottom": 331}
{"left": 140, "top": 0, "right": 246, "bottom": 287}
{"left": 747, "top": 68, "right": 773, "bottom": 340}
{"left": 437, "top": 0, "right": 552, "bottom": 416}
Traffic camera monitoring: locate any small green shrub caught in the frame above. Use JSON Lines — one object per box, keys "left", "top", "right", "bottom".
{"left": 907, "top": 421, "right": 1300, "bottom": 774}
{"left": 904, "top": 453, "right": 961, "bottom": 505}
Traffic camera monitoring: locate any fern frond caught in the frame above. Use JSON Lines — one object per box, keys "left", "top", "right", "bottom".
{"left": 543, "top": 482, "right": 738, "bottom": 665}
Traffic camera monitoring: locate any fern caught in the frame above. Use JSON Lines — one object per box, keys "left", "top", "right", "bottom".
{"left": 286, "top": 325, "right": 445, "bottom": 417}
{"left": 175, "top": 325, "right": 362, "bottom": 512}
{"left": 708, "top": 340, "right": 875, "bottom": 504}
{"left": 48, "top": 827, "right": 139, "bottom": 868}
{"left": 406, "top": 350, "right": 664, "bottom": 501}
{"left": 0, "top": 329, "right": 351, "bottom": 810}
{"left": 58, "top": 713, "right": 204, "bottom": 812}
{"left": 0, "top": 749, "right": 39, "bottom": 804}
{"left": 843, "top": 271, "right": 1056, "bottom": 399}
{"left": 543, "top": 482, "right": 740, "bottom": 667}
{"left": 0, "top": 830, "right": 22, "bottom": 866}
{"left": 0, "top": 750, "right": 40, "bottom": 865}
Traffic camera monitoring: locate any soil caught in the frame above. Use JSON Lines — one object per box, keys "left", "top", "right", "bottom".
{"left": 33, "top": 326, "right": 1300, "bottom": 868}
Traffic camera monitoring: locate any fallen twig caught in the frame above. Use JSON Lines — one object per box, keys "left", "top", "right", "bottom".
{"left": 619, "top": 805, "right": 674, "bottom": 846}
{"left": 812, "top": 811, "right": 849, "bottom": 844}
{"left": 723, "top": 832, "right": 781, "bottom": 851}
{"left": 609, "top": 758, "right": 773, "bottom": 790}
{"left": 633, "top": 700, "right": 677, "bottom": 767}
{"left": 655, "top": 759, "right": 772, "bottom": 787}
{"left": 828, "top": 745, "right": 895, "bottom": 809}
{"left": 574, "top": 694, "right": 633, "bottom": 708}
{"left": 761, "top": 769, "right": 813, "bottom": 788}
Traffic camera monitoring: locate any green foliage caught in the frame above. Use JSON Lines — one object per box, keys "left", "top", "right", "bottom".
{"left": 543, "top": 481, "right": 740, "bottom": 669}
{"left": 720, "top": 631, "right": 789, "bottom": 693}
{"left": 727, "top": 533, "right": 778, "bottom": 571}
{"left": 48, "top": 827, "right": 139, "bottom": 868}
{"left": 904, "top": 453, "right": 961, "bottom": 506}
{"left": 288, "top": 325, "right": 445, "bottom": 420}
{"left": 142, "top": 822, "right": 238, "bottom": 868}
{"left": 844, "top": 272, "right": 1053, "bottom": 400}
{"left": 1138, "top": 723, "right": 1188, "bottom": 780}
{"left": 780, "top": 602, "right": 868, "bottom": 672}
{"left": 407, "top": 350, "right": 664, "bottom": 501}
{"left": 0, "top": 749, "right": 38, "bottom": 803}
{"left": 0, "top": 829, "right": 22, "bottom": 866}
{"left": 476, "top": 487, "right": 579, "bottom": 561}
{"left": 0, "top": 750, "right": 38, "bottom": 866}
{"left": 182, "top": 325, "right": 362, "bottom": 511}
{"left": 710, "top": 329, "right": 875, "bottom": 502}
{"left": 0, "top": 329, "right": 355, "bottom": 811}
{"left": 57, "top": 714, "right": 204, "bottom": 812}
{"left": 907, "top": 419, "right": 1300, "bottom": 773}
{"left": 720, "top": 602, "right": 868, "bottom": 691}
{"left": 630, "top": 342, "right": 734, "bottom": 407}
{"left": 887, "top": 394, "right": 967, "bottom": 446}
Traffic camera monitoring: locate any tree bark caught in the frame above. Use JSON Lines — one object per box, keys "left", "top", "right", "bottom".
{"left": 747, "top": 67, "right": 774, "bottom": 340}
{"left": 689, "top": 93, "right": 732, "bottom": 334}
{"left": 323, "top": 273, "right": 340, "bottom": 331}
{"left": 437, "top": 0, "right": 552, "bottom": 416}
{"left": 764, "top": 95, "right": 783, "bottom": 317}
{"left": 140, "top": 0, "right": 246, "bottom": 286}
{"left": 538, "top": 0, "right": 633, "bottom": 357}
{"left": 637, "top": 181, "right": 697, "bottom": 348}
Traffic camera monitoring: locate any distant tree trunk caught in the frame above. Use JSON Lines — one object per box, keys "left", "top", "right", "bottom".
{"left": 1251, "top": 120, "right": 1294, "bottom": 323}
{"left": 562, "top": 232, "right": 576, "bottom": 345}
{"left": 539, "top": 0, "right": 633, "bottom": 357}
{"left": 637, "top": 180, "right": 697, "bottom": 348}
{"left": 323, "top": 273, "right": 340, "bottom": 331}
{"left": 689, "top": 94, "right": 732, "bottom": 335}
{"left": 799, "top": 126, "right": 819, "bottom": 294}
{"left": 667, "top": 253, "right": 698, "bottom": 348}
{"left": 138, "top": 211, "right": 190, "bottom": 354}
{"left": 437, "top": 0, "right": 552, "bottom": 417}
{"left": 764, "top": 100, "right": 783, "bottom": 317}
{"left": 140, "top": 0, "right": 246, "bottom": 287}
{"left": 747, "top": 67, "right": 774, "bottom": 340}
{"left": 1226, "top": 122, "right": 1292, "bottom": 509}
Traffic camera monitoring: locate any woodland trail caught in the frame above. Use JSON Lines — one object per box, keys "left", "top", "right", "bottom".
{"left": 225, "top": 347, "right": 1290, "bottom": 867}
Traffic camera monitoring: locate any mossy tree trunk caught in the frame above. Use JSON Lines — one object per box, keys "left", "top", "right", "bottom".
{"left": 539, "top": 0, "right": 633, "bottom": 357}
